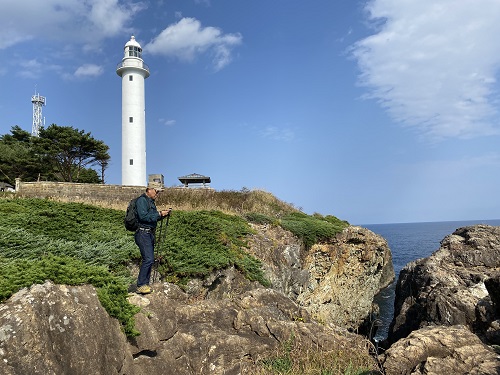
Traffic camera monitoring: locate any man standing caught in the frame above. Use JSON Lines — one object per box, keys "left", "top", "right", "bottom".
{"left": 135, "top": 186, "right": 171, "bottom": 294}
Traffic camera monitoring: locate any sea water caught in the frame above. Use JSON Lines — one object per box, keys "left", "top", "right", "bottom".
{"left": 364, "top": 219, "right": 500, "bottom": 341}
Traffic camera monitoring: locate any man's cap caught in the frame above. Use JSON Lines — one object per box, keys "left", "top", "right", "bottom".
{"left": 147, "top": 185, "right": 164, "bottom": 192}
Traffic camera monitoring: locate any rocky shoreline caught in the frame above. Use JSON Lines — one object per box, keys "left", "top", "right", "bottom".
{"left": 379, "top": 224, "right": 500, "bottom": 374}
{"left": 1, "top": 224, "right": 500, "bottom": 374}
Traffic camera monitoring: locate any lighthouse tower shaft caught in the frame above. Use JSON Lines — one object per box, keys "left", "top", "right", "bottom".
{"left": 116, "top": 36, "right": 150, "bottom": 186}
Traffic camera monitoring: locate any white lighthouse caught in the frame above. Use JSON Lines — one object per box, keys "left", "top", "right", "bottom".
{"left": 116, "top": 36, "right": 150, "bottom": 186}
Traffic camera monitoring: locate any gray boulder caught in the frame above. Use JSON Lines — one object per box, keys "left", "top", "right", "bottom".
{"left": 381, "top": 325, "right": 500, "bottom": 375}
{"left": 388, "top": 224, "right": 500, "bottom": 345}
{"left": 0, "top": 282, "right": 135, "bottom": 375}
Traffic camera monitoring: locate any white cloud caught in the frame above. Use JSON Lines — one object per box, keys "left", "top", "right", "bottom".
{"left": 18, "top": 58, "right": 63, "bottom": 79}
{"left": 74, "top": 64, "right": 104, "bottom": 78}
{"left": 351, "top": 0, "right": 500, "bottom": 140}
{"left": 87, "top": 0, "right": 147, "bottom": 36}
{"left": 18, "top": 59, "right": 43, "bottom": 79}
{"left": 195, "top": 0, "right": 211, "bottom": 6}
{"left": 261, "top": 126, "right": 295, "bottom": 142}
{"left": 0, "top": 0, "right": 146, "bottom": 49}
{"left": 144, "top": 17, "right": 242, "bottom": 71}
{"left": 159, "top": 118, "right": 176, "bottom": 126}
{"left": 406, "top": 152, "right": 500, "bottom": 177}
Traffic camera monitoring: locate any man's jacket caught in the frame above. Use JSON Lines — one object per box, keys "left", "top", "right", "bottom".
{"left": 136, "top": 193, "right": 161, "bottom": 229}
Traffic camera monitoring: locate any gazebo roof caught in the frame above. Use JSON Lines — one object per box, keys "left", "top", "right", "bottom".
{"left": 178, "top": 173, "right": 211, "bottom": 184}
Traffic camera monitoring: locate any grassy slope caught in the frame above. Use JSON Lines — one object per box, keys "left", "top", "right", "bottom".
{"left": 0, "top": 191, "right": 349, "bottom": 337}
{"left": 0, "top": 192, "right": 380, "bottom": 374}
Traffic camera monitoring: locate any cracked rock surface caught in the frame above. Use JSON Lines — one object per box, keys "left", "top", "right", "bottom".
{"left": 0, "top": 281, "right": 378, "bottom": 375}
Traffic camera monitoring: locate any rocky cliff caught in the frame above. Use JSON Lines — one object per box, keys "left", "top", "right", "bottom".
{"left": 0, "top": 281, "right": 381, "bottom": 375}
{"left": 5, "top": 222, "right": 500, "bottom": 374}
{"left": 387, "top": 224, "right": 500, "bottom": 344}
{"left": 0, "top": 224, "right": 393, "bottom": 374}
{"left": 245, "top": 224, "right": 394, "bottom": 332}
{"left": 171, "top": 224, "right": 394, "bottom": 333}
{"left": 297, "top": 226, "right": 394, "bottom": 331}
{"left": 381, "top": 224, "right": 500, "bottom": 375}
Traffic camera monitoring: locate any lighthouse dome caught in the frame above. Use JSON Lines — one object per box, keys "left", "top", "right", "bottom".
{"left": 125, "top": 36, "right": 142, "bottom": 48}
{"left": 124, "top": 36, "right": 143, "bottom": 59}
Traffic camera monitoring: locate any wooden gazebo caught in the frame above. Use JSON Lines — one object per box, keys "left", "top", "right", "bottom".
{"left": 178, "top": 173, "right": 211, "bottom": 188}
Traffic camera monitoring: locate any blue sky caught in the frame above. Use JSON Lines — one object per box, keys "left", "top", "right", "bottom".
{"left": 2, "top": 0, "right": 500, "bottom": 225}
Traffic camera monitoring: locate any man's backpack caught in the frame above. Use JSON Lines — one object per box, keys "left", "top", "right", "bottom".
{"left": 124, "top": 196, "right": 141, "bottom": 231}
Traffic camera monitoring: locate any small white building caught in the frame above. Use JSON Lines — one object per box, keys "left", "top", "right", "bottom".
{"left": 148, "top": 174, "right": 164, "bottom": 190}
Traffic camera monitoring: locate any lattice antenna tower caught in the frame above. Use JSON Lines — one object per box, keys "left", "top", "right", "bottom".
{"left": 31, "top": 89, "right": 46, "bottom": 137}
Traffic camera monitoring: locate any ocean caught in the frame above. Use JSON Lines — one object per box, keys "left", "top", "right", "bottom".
{"left": 364, "top": 219, "right": 500, "bottom": 341}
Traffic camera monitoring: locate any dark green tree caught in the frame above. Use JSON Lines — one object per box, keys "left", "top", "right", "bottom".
{"left": 0, "top": 124, "right": 110, "bottom": 184}
{"left": 2, "top": 125, "right": 32, "bottom": 144}
{"left": 0, "top": 126, "right": 42, "bottom": 183}
{"left": 72, "top": 166, "right": 101, "bottom": 183}
{"left": 93, "top": 142, "right": 111, "bottom": 184}
{"left": 34, "top": 124, "right": 110, "bottom": 183}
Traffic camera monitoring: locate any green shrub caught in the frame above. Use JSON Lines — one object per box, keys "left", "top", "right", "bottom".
{"left": 0, "top": 198, "right": 271, "bottom": 334}
{"left": 96, "top": 280, "right": 140, "bottom": 337}
{"left": 0, "top": 198, "right": 148, "bottom": 337}
{"left": 157, "top": 210, "right": 269, "bottom": 285}
{"left": 233, "top": 253, "right": 270, "bottom": 287}
{"left": 244, "top": 212, "right": 276, "bottom": 225}
{"left": 0, "top": 198, "right": 138, "bottom": 268}
{"left": 280, "top": 212, "right": 349, "bottom": 249}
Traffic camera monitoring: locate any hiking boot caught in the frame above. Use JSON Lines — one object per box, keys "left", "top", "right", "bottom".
{"left": 137, "top": 285, "right": 153, "bottom": 294}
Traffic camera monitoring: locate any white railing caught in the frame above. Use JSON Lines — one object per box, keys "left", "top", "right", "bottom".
{"left": 116, "top": 61, "right": 150, "bottom": 72}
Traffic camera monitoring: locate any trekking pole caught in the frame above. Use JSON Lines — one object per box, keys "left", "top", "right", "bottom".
{"left": 156, "top": 214, "right": 164, "bottom": 246}
{"left": 152, "top": 214, "right": 164, "bottom": 283}
{"left": 159, "top": 213, "right": 170, "bottom": 246}
{"left": 153, "top": 211, "right": 171, "bottom": 282}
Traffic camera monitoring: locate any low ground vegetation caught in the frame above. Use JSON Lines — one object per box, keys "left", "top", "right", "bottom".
{"left": 248, "top": 334, "right": 376, "bottom": 375}
{"left": 0, "top": 191, "right": 363, "bottom": 374}
{"left": 156, "top": 188, "right": 300, "bottom": 217}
